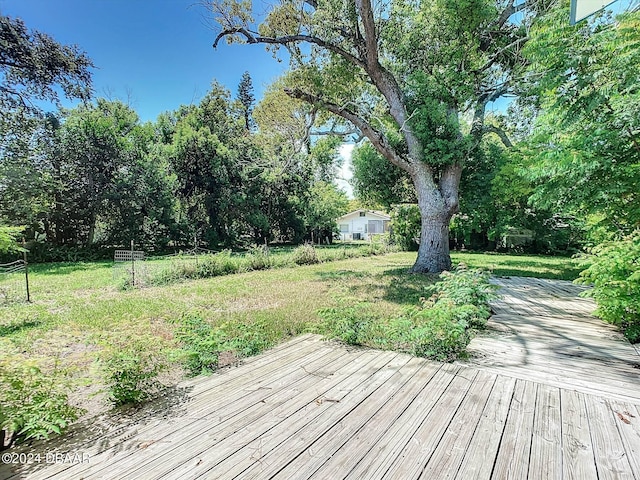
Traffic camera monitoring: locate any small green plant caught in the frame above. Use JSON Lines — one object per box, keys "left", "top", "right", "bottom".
{"left": 225, "top": 321, "right": 273, "bottom": 357}
{"left": 577, "top": 232, "right": 640, "bottom": 342}
{"left": 99, "top": 335, "right": 168, "bottom": 406}
{"left": 318, "top": 303, "right": 377, "bottom": 345}
{"left": 292, "top": 243, "right": 320, "bottom": 265}
{"left": 0, "top": 358, "right": 81, "bottom": 446}
{"left": 172, "top": 314, "right": 224, "bottom": 376}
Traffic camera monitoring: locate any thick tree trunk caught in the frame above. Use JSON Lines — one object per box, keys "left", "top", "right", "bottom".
{"left": 413, "top": 213, "right": 452, "bottom": 273}
{"left": 410, "top": 163, "right": 461, "bottom": 274}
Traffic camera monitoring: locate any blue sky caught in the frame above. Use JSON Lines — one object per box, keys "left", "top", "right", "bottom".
{"left": 0, "top": 0, "right": 288, "bottom": 122}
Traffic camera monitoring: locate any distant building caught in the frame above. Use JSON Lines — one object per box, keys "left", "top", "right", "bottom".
{"left": 336, "top": 210, "right": 391, "bottom": 241}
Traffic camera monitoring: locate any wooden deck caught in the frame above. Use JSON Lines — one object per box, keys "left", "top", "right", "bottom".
{"left": 2, "top": 277, "right": 640, "bottom": 480}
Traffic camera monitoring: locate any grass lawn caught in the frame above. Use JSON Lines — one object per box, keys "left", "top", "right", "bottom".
{"left": 451, "top": 251, "right": 582, "bottom": 280}
{"left": 0, "top": 251, "right": 580, "bottom": 429}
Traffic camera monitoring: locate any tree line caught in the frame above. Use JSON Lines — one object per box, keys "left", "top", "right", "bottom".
{"left": 0, "top": 15, "right": 349, "bottom": 257}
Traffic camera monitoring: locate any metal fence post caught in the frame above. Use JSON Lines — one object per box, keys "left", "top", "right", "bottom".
{"left": 130, "top": 240, "right": 135, "bottom": 287}
{"left": 23, "top": 238, "right": 30, "bottom": 302}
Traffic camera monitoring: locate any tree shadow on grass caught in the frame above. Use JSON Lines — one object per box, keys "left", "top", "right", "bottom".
{"left": 29, "top": 262, "right": 113, "bottom": 277}
{"left": 377, "top": 267, "right": 439, "bottom": 305}
{"left": 474, "top": 260, "right": 580, "bottom": 280}
{"left": 0, "top": 319, "right": 42, "bottom": 337}
{"left": 315, "top": 266, "right": 438, "bottom": 306}
{"left": 315, "top": 269, "right": 368, "bottom": 281}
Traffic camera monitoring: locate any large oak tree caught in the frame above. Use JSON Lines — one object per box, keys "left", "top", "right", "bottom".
{"left": 206, "top": 0, "right": 550, "bottom": 272}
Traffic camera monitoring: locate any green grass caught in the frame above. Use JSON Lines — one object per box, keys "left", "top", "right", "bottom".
{"left": 0, "top": 251, "right": 580, "bottom": 431}
{"left": 451, "top": 252, "right": 582, "bottom": 280}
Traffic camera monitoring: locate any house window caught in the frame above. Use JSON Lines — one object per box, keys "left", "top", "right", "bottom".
{"left": 339, "top": 224, "right": 349, "bottom": 233}
{"left": 359, "top": 211, "right": 366, "bottom": 217}
{"left": 368, "top": 220, "right": 383, "bottom": 234}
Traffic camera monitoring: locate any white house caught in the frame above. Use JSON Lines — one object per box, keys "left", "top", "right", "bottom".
{"left": 337, "top": 210, "right": 391, "bottom": 241}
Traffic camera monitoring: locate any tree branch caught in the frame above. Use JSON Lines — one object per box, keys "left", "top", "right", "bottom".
{"left": 496, "top": 0, "right": 531, "bottom": 29}
{"left": 212, "top": 28, "right": 365, "bottom": 69}
{"left": 284, "top": 87, "right": 413, "bottom": 172}
{"left": 484, "top": 124, "right": 514, "bottom": 148}
{"left": 355, "top": 0, "right": 379, "bottom": 66}
{"left": 476, "top": 37, "right": 527, "bottom": 73}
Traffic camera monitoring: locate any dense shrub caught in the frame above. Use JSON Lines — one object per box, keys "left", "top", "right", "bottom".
{"left": 317, "top": 303, "right": 379, "bottom": 346}
{"left": 99, "top": 335, "right": 168, "bottom": 406}
{"left": 0, "top": 359, "right": 81, "bottom": 446}
{"left": 292, "top": 243, "right": 320, "bottom": 265}
{"left": 390, "top": 205, "right": 421, "bottom": 251}
{"left": 402, "top": 301, "right": 472, "bottom": 360}
{"left": 577, "top": 232, "right": 640, "bottom": 343}
{"left": 423, "top": 265, "right": 497, "bottom": 328}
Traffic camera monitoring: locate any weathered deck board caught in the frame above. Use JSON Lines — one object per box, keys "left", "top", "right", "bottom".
{"left": 560, "top": 390, "right": 598, "bottom": 480}
{"left": 453, "top": 374, "right": 516, "bottom": 480}
{"left": 584, "top": 395, "right": 634, "bottom": 479}
{"left": 528, "top": 385, "right": 562, "bottom": 480}
{"left": 3, "top": 276, "right": 640, "bottom": 480}
{"left": 287, "top": 360, "right": 441, "bottom": 479}
{"left": 465, "top": 277, "right": 640, "bottom": 402}
{"left": 491, "top": 380, "right": 538, "bottom": 480}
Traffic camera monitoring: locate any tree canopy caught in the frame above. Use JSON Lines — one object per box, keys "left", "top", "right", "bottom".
{"left": 521, "top": 9, "right": 640, "bottom": 238}
{"left": 206, "top": 0, "right": 551, "bottom": 272}
{"left": 0, "top": 15, "right": 93, "bottom": 112}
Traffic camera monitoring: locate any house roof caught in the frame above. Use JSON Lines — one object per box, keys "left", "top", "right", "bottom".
{"left": 337, "top": 209, "right": 391, "bottom": 221}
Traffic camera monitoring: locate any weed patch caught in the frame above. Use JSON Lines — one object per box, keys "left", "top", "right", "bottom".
{"left": 319, "top": 265, "right": 497, "bottom": 361}
{"left": 98, "top": 334, "right": 169, "bottom": 407}
{"left": 0, "top": 358, "right": 81, "bottom": 447}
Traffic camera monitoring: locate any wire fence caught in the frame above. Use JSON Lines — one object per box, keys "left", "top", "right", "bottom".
{"left": 0, "top": 259, "right": 29, "bottom": 305}
{"left": 112, "top": 248, "right": 215, "bottom": 288}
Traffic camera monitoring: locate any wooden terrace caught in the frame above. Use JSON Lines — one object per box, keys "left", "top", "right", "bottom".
{"left": 2, "top": 277, "right": 639, "bottom": 479}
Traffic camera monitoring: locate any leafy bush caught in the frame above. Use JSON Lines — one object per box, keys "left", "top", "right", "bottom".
{"left": 292, "top": 243, "right": 320, "bottom": 265}
{"left": 0, "top": 226, "right": 25, "bottom": 255}
{"left": 172, "top": 314, "right": 223, "bottom": 376}
{"left": 99, "top": 335, "right": 168, "bottom": 406}
{"left": 244, "top": 245, "right": 272, "bottom": 271}
{"left": 318, "top": 303, "right": 378, "bottom": 346}
{"left": 423, "top": 265, "right": 497, "bottom": 328}
{"left": 577, "top": 232, "right": 640, "bottom": 342}
{"left": 0, "top": 359, "right": 81, "bottom": 445}
{"left": 402, "top": 301, "right": 472, "bottom": 360}
{"left": 390, "top": 204, "right": 421, "bottom": 251}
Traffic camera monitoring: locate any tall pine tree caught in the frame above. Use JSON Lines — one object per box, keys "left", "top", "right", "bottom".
{"left": 236, "top": 71, "right": 255, "bottom": 132}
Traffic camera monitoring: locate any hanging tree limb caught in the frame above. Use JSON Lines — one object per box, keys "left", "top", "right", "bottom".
{"left": 284, "top": 87, "right": 413, "bottom": 172}
{"left": 212, "top": 28, "right": 366, "bottom": 69}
